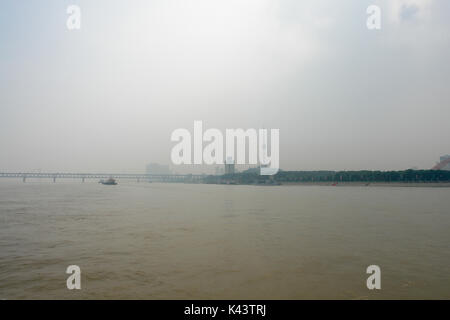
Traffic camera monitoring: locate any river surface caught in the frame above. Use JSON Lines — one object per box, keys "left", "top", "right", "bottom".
{"left": 0, "top": 179, "right": 449, "bottom": 299}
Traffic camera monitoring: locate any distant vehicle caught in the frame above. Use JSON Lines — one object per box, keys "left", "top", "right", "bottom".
{"left": 99, "top": 178, "right": 118, "bottom": 185}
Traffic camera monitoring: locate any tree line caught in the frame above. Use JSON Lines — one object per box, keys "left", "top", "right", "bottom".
{"left": 203, "top": 169, "right": 450, "bottom": 184}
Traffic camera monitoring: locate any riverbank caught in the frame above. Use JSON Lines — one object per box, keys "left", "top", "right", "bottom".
{"left": 279, "top": 181, "right": 450, "bottom": 187}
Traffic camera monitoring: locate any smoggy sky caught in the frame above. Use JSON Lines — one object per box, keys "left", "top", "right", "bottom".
{"left": 1, "top": 0, "right": 449, "bottom": 173}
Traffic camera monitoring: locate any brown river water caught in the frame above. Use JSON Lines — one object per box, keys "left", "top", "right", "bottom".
{"left": 0, "top": 179, "right": 449, "bottom": 299}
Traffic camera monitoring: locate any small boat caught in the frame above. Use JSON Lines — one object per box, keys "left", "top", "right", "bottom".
{"left": 99, "top": 178, "right": 118, "bottom": 185}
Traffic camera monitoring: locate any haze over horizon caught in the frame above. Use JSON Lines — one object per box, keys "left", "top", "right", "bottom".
{"left": 1, "top": 0, "right": 450, "bottom": 174}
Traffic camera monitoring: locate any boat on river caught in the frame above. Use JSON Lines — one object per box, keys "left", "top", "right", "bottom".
{"left": 99, "top": 178, "right": 118, "bottom": 185}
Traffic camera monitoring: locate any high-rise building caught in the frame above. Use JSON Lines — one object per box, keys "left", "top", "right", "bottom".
{"left": 440, "top": 155, "right": 450, "bottom": 170}
{"left": 225, "top": 157, "right": 235, "bottom": 175}
{"left": 432, "top": 155, "right": 450, "bottom": 171}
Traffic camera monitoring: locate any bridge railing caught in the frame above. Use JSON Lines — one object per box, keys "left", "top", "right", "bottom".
{"left": 0, "top": 172, "right": 206, "bottom": 182}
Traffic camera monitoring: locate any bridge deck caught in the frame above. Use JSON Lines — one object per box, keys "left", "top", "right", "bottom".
{"left": 0, "top": 172, "right": 206, "bottom": 181}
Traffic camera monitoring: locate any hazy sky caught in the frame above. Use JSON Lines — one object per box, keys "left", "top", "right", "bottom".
{"left": 1, "top": 0, "right": 449, "bottom": 173}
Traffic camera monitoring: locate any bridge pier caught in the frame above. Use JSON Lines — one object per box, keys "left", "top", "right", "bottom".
{"left": 23, "top": 176, "right": 26, "bottom": 183}
{"left": 53, "top": 177, "right": 56, "bottom": 183}
{"left": 82, "top": 177, "right": 85, "bottom": 183}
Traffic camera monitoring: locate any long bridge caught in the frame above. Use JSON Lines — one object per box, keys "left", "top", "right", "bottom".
{"left": 0, "top": 172, "right": 206, "bottom": 183}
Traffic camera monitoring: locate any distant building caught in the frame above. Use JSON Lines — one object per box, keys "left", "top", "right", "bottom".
{"left": 440, "top": 155, "right": 450, "bottom": 170}
{"left": 146, "top": 163, "right": 171, "bottom": 175}
{"left": 432, "top": 155, "right": 450, "bottom": 171}
{"left": 225, "top": 157, "right": 235, "bottom": 175}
